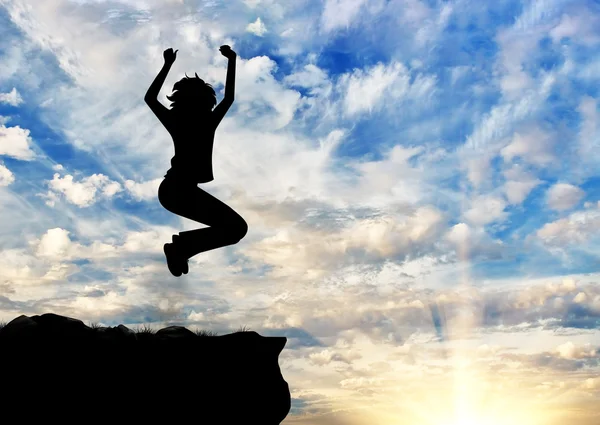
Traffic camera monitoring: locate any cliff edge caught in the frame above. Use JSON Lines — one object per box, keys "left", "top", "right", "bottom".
{"left": 0, "top": 313, "right": 291, "bottom": 424}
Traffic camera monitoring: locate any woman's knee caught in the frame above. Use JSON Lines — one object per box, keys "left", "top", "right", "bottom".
{"left": 227, "top": 215, "right": 248, "bottom": 242}
{"left": 234, "top": 216, "right": 249, "bottom": 241}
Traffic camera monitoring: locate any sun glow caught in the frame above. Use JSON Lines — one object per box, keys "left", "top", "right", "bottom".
{"left": 450, "top": 420, "right": 484, "bottom": 425}
{"left": 355, "top": 296, "right": 555, "bottom": 425}
{"left": 446, "top": 413, "right": 529, "bottom": 425}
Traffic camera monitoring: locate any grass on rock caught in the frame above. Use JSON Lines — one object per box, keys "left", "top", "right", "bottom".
{"left": 0, "top": 319, "right": 250, "bottom": 337}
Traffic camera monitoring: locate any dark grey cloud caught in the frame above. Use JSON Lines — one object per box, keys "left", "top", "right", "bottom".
{"left": 500, "top": 350, "right": 600, "bottom": 373}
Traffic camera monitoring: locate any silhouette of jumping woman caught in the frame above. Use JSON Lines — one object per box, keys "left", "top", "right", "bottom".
{"left": 145, "top": 46, "right": 248, "bottom": 277}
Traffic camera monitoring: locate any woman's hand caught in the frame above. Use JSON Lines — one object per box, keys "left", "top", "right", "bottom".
{"left": 163, "top": 48, "right": 178, "bottom": 65}
{"left": 219, "top": 45, "right": 237, "bottom": 59}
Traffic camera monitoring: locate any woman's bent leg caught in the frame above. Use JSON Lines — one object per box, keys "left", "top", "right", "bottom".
{"left": 177, "top": 190, "right": 248, "bottom": 259}
{"left": 159, "top": 179, "right": 248, "bottom": 260}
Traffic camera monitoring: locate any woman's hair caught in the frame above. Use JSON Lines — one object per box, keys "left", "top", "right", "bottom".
{"left": 167, "top": 73, "right": 217, "bottom": 111}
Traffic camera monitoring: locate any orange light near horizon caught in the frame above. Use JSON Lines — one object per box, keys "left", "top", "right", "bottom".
{"left": 352, "top": 338, "right": 556, "bottom": 425}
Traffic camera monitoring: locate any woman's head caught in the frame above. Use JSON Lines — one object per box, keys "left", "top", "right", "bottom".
{"left": 167, "top": 73, "right": 217, "bottom": 112}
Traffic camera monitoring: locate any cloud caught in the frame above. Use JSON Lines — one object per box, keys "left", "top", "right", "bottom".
{"left": 124, "top": 178, "right": 162, "bottom": 201}
{"left": 307, "top": 348, "right": 352, "bottom": 366}
{"left": 35, "top": 227, "right": 72, "bottom": 258}
{"left": 0, "top": 87, "right": 23, "bottom": 106}
{"left": 246, "top": 17, "right": 268, "bottom": 36}
{"left": 463, "top": 195, "right": 507, "bottom": 227}
{"left": 546, "top": 183, "right": 585, "bottom": 211}
{"left": 120, "top": 228, "right": 174, "bottom": 254}
{"left": 333, "top": 144, "right": 449, "bottom": 212}
{"left": 284, "top": 63, "right": 330, "bottom": 96}
{"left": 340, "top": 61, "right": 436, "bottom": 117}
{"left": 556, "top": 341, "right": 597, "bottom": 360}
{"left": 344, "top": 206, "right": 445, "bottom": 257}
{"left": 341, "top": 62, "right": 407, "bottom": 116}
{"left": 550, "top": 11, "right": 600, "bottom": 46}
{"left": 459, "top": 72, "right": 557, "bottom": 186}
{"left": 414, "top": 2, "right": 452, "bottom": 47}
{"left": 0, "top": 248, "right": 41, "bottom": 285}
{"left": 244, "top": 204, "right": 445, "bottom": 277}
{"left": 243, "top": 0, "right": 262, "bottom": 7}
{"left": 0, "top": 163, "right": 15, "bottom": 186}
{"left": 25, "top": 225, "right": 178, "bottom": 273}
{"left": 43, "top": 172, "right": 123, "bottom": 207}
{"left": 574, "top": 291, "right": 587, "bottom": 303}
{"left": 320, "top": 0, "right": 369, "bottom": 33}
{"left": 501, "top": 126, "right": 556, "bottom": 167}
{"left": 233, "top": 55, "right": 302, "bottom": 130}
{"left": 577, "top": 96, "right": 599, "bottom": 165}
{"left": 444, "top": 222, "right": 505, "bottom": 261}
{"left": 0, "top": 125, "right": 36, "bottom": 160}
{"left": 584, "top": 377, "right": 600, "bottom": 390}
{"left": 502, "top": 164, "right": 542, "bottom": 205}
{"left": 465, "top": 155, "right": 494, "bottom": 189}
{"left": 495, "top": 32, "right": 536, "bottom": 99}
{"left": 536, "top": 206, "right": 600, "bottom": 247}
{"left": 494, "top": 0, "right": 567, "bottom": 99}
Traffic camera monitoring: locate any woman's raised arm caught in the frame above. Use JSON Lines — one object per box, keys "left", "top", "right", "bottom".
{"left": 212, "top": 45, "right": 237, "bottom": 127}
{"left": 145, "top": 48, "right": 177, "bottom": 101}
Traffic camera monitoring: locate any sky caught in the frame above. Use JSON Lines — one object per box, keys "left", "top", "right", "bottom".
{"left": 0, "top": 0, "right": 599, "bottom": 423}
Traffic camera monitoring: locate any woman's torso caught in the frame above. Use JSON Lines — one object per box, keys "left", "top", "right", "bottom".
{"left": 166, "top": 112, "right": 216, "bottom": 183}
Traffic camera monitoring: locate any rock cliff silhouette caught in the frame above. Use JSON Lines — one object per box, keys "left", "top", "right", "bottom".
{"left": 0, "top": 313, "right": 290, "bottom": 424}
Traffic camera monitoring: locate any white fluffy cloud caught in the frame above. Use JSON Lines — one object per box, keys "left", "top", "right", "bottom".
{"left": 0, "top": 163, "right": 15, "bottom": 186}
{"left": 31, "top": 225, "right": 176, "bottom": 263}
{"left": 0, "top": 125, "right": 36, "bottom": 160}
{"left": 537, "top": 206, "right": 600, "bottom": 246}
{"left": 445, "top": 222, "right": 504, "bottom": 260}
{"left": 463, "top": 195, "right": 507, "bottom": 227}
{"left": 342, "top": 62, "right": 407, "bottom": 116}
{"left": 503, "top": 179, "right": 540, "bottom": 205}
{"left": 234, "top": 55, "right": 302, "bottom": 130}
{"left": 36, "top": 227, "right": 72, "bottom": 258}
{"left": 546, "top": 183, "right": 585, "bottom": 211}
{"left": 345, "top": 206, "right": 444, "bottom": 257}
{"left": 501, "top": 126, "right": 555, "bottom": 167}
{"left": 0, "top": 87, "right": 24, "bottom": 106}
{"left": 340, "top": 61, "right": 436, "bottom": 116}
{"left": 124, "top": 178, "right": 162, "bottom": 201}
{"left": 0, "top": 248, "right": 40, "bottom": 283}
{"left": 320, "top": 0, "right": 369, "bottom": 32}
{"left": 284, "top": 63, "right": 330, "bottom": 96}
{"left": 246, "top": 17, "right": 268, "bottom": 36}
{"left": 556, "top": 341, "right": 597, "bottom": 360}
{"left": 550, "top": 12, "right": 600, "bottom": 46}
{"left": 465, "top": 155, "right": 493, "bottom": 188}
{"left": 44, "top": 172, "right": 123, "bottom": 207}
{"left": 502, "top": 164, "right": 542, "bottom": 205}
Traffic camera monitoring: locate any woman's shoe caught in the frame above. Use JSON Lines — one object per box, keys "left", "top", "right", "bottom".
{"left": 164, "top": 243, "right": 182, "bottom": 277}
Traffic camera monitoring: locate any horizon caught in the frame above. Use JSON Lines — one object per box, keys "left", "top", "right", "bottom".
{"left": 0, "top": 0, "right": 599, "bottom": 424}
